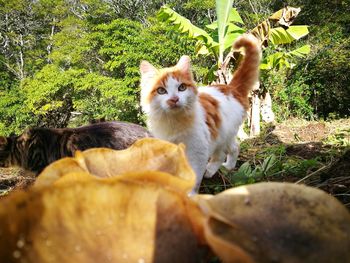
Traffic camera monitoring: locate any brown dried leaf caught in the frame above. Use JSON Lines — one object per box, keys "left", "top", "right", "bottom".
{"left": 269, "top": 6, "right": 301, "bottom": 27}
{"left": 196, "top": 182, "right": 350, "bottom": 263}
{"left": 35, "top": 138, "right": 195, "bottom": 193}
{"left": 0, "top": 173, "right": 208, "bottom": 263}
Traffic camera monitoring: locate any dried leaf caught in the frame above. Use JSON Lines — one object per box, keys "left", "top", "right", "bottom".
{"left": 0, "top": 173, "right": 208, "bottom": 263}
{"left": 196, "top": 182, "right": 350, "bottom": 263}
{"left": 35, "top": 138, "right": 195, "bottom": 193}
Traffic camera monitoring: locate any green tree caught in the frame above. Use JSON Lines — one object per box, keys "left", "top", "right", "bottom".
{"left": 17, "top": 17, "right": 196, "bottom": 129}
{"left": 0, "top": 0, "right": 198, "bottom": 134}
{"left": 90, "top": 18, "right": 196, "bottom": 122}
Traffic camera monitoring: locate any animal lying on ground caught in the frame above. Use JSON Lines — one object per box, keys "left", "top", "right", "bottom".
{"left": 0, "top": 121, "right": 152, "bottom": 174}
{"left": 140, "top": 34, "right": 261, "bottom": 193}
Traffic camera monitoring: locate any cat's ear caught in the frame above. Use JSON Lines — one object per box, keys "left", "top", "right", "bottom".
{"left": 176, "top": 55, "right": 191, "bottom": 73}
{"left": 176, "top": 56, "right": 193, "bottom": 81}
{"left": 140, "top": 60, "right": 157, "bottom": 76}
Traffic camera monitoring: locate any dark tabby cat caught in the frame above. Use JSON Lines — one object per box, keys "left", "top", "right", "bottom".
{"left": 0, "top": 121, "right": 152, "bottom": 174}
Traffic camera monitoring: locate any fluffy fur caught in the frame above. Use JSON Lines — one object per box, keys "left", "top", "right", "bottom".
{"left": 140, "top": 34, "right": 261, "bottom": 193}
{"left": 0, "top": 121, "right": 152, "bottom": 174}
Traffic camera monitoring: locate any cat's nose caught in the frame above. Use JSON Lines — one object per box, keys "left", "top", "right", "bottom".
{"left": 167, "top": 96, "right": 179, "bottom": 107}
{"left": 170, "top": 96, "right": 179, "bottom": 103}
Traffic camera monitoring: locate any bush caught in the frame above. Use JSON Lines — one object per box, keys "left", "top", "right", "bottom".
{"left": 289, "top": 23, "right": 350, "bottom": 119}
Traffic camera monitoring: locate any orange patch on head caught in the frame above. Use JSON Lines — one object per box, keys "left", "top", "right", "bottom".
{"left": 146, "top": 67, "right": 197, "bottom": 104}
{"left": 199, "top": 93, "right": 221, "bottom": 140}
{"left": 147, "top": 72, "right": 169, "bottom": 102}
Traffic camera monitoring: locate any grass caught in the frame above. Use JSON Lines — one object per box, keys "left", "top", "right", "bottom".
{"left": 200, "top": 118, "right": 350, "bottom": 200}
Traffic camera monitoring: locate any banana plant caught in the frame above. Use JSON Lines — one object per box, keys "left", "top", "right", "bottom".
{"left": 260, "top": 45, "right": 311, "bottom": 70}
{"left": 158, "top": 4, "right": 310, "bottom": 136}
{"left": 159, "top": 4, "right": 309, "bottom": 82}
{"left": 158, "top": 3, "right": 245, "bottom": 68}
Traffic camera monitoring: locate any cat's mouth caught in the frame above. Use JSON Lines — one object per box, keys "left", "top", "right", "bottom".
{"left": 167, "top": 104, "right": 186, "bottom": 112}
{"left": 169, "top": 104, "right": 180, "bottom": 109}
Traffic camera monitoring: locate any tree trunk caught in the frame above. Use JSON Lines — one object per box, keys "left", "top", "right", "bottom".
{"left": 18, "top": 34, "right": 25, "bottom": 80}
{"left": 261, "top": 91, "right": 275, "bottom": 123}
{"left": 237, "top": 124, "right": 249, "bottom": 140}
{"left": 250, "top": 81, "right": 261, "bottom": 137}
{"left": 46, "top": 20, "right": 56, "bottom": 63}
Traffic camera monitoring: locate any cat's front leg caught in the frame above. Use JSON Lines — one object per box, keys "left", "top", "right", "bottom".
{"left": 185, "top": 141, "right": 209, "bottom": 194}
{"left": 222, "top": 138, "right": 240, "bottom": 171}
{"left": 204, "top": 150, "right": 226, "bottom": 178}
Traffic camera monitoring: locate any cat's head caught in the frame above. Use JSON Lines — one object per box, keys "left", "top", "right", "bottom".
{"left": 0, "top": 136, "right": 14, "bottom": 167}
{"left": 16, "top": 129, "right": 48, "bottom": 173}
{"left": 139, "top": 56, "right": 197, "bottom": 114}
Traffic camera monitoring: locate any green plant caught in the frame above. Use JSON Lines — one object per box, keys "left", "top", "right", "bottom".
{"left": 227, "top": 154, "right": 280, "bottom": 185}
{"left": 282, "top": 158, "right": 320, "bottom": 177}
{"left": 324, "top": 129, "right": 350, "bottom": 147}
{"left": 158, "top": 3, "right": 244, "bottom": 67}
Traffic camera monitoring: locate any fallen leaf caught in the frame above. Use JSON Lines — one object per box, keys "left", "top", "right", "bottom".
{"left": 35, "top": 138, "right": 195, "bottom": 193}
{"left": 0, "top": 173, "right": 208, "bottom": 263}
{"left": 196, "top": 182, "right": 350, "bottom": 263}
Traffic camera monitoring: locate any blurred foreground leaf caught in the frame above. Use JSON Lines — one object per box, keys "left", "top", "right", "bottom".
{"left": 35, "top": 138, "right": 195, "bottom": 193}
{"left": 0, "top": 138, "right": 349, "bottom": 263}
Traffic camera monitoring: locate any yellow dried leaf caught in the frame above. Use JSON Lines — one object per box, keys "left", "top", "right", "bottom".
{"left": 34, "top": 157, "right": 87, "bottom": 186}
{"left": 196, "top": 182, "right": 350, "bottom": 263}
{"left": 0, "top": 173, "right": 208, "bottom": 263}
{"left": 35, "top": 138, "right": 195, "bottom": 193}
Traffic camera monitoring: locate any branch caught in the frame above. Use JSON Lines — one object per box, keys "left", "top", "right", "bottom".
{"left": 0, "top": 58, "right": 21, "bottom": 79}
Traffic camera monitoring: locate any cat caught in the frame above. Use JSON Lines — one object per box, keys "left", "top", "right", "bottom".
{"left": 0, "top": 121, "right": 152, "bottom": 174}
{"left": 140, "top": 34, "right": 261, "bottom": 193}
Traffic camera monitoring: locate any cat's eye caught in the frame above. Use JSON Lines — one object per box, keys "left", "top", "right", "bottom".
{"left": 178, "top": 84, "right": 187, "bottom": 92}
{"left": 157, "top": 87, "right": 167, "bottom": 95}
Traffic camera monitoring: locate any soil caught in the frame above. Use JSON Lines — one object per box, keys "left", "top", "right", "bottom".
{"left": 285, "top": 142, "right": 330, "bottom": 159}
{"left": 0, "top": 168, "right": 35, "bottom": 196}
{"left": 272, "top": 122, "right": 328, "bottom": 143}
{"left": 317, "top": 150, "right": 350, "bottom": 206}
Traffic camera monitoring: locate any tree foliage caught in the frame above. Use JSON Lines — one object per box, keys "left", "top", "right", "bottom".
{"left": 0, "top": 0, "right": 197, "bottom": 134}
{"left": 0, "top": 0, "right": 349, "bottom": 135}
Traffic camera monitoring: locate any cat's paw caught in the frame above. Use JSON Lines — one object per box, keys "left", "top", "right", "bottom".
{"left": 222, "top": 161, "right": 237, "bottom": 171}
{"left": 203, "top": 169, "right": 216, "bottom": 178}
{"left": 187, "top": 190, "right": 197, "bottom": 196}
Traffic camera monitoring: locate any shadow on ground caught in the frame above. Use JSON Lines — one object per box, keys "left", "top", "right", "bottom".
{"left": 201, "top": 120, "right": 350, "bottom": 209}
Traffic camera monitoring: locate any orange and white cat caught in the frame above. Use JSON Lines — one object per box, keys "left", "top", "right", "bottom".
{"left": 140, "top": 34, "right": 261, "bottom": 194}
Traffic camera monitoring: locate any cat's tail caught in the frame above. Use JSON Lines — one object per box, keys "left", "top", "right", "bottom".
{"left": 228, "top": 34, "right": 261, "bottom": 108}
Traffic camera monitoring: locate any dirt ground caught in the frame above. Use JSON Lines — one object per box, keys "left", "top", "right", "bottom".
{"left": 271, "top": 120, "right": 350, "bottom": 207}
{"left": 0, "top": 168, "right": 35, "bottom": 196}
{"left": 202, "top": 119, "right": 350, "bottom": 208}
{"left": 1, "top": 119, "right": 350, "bottom": 209}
